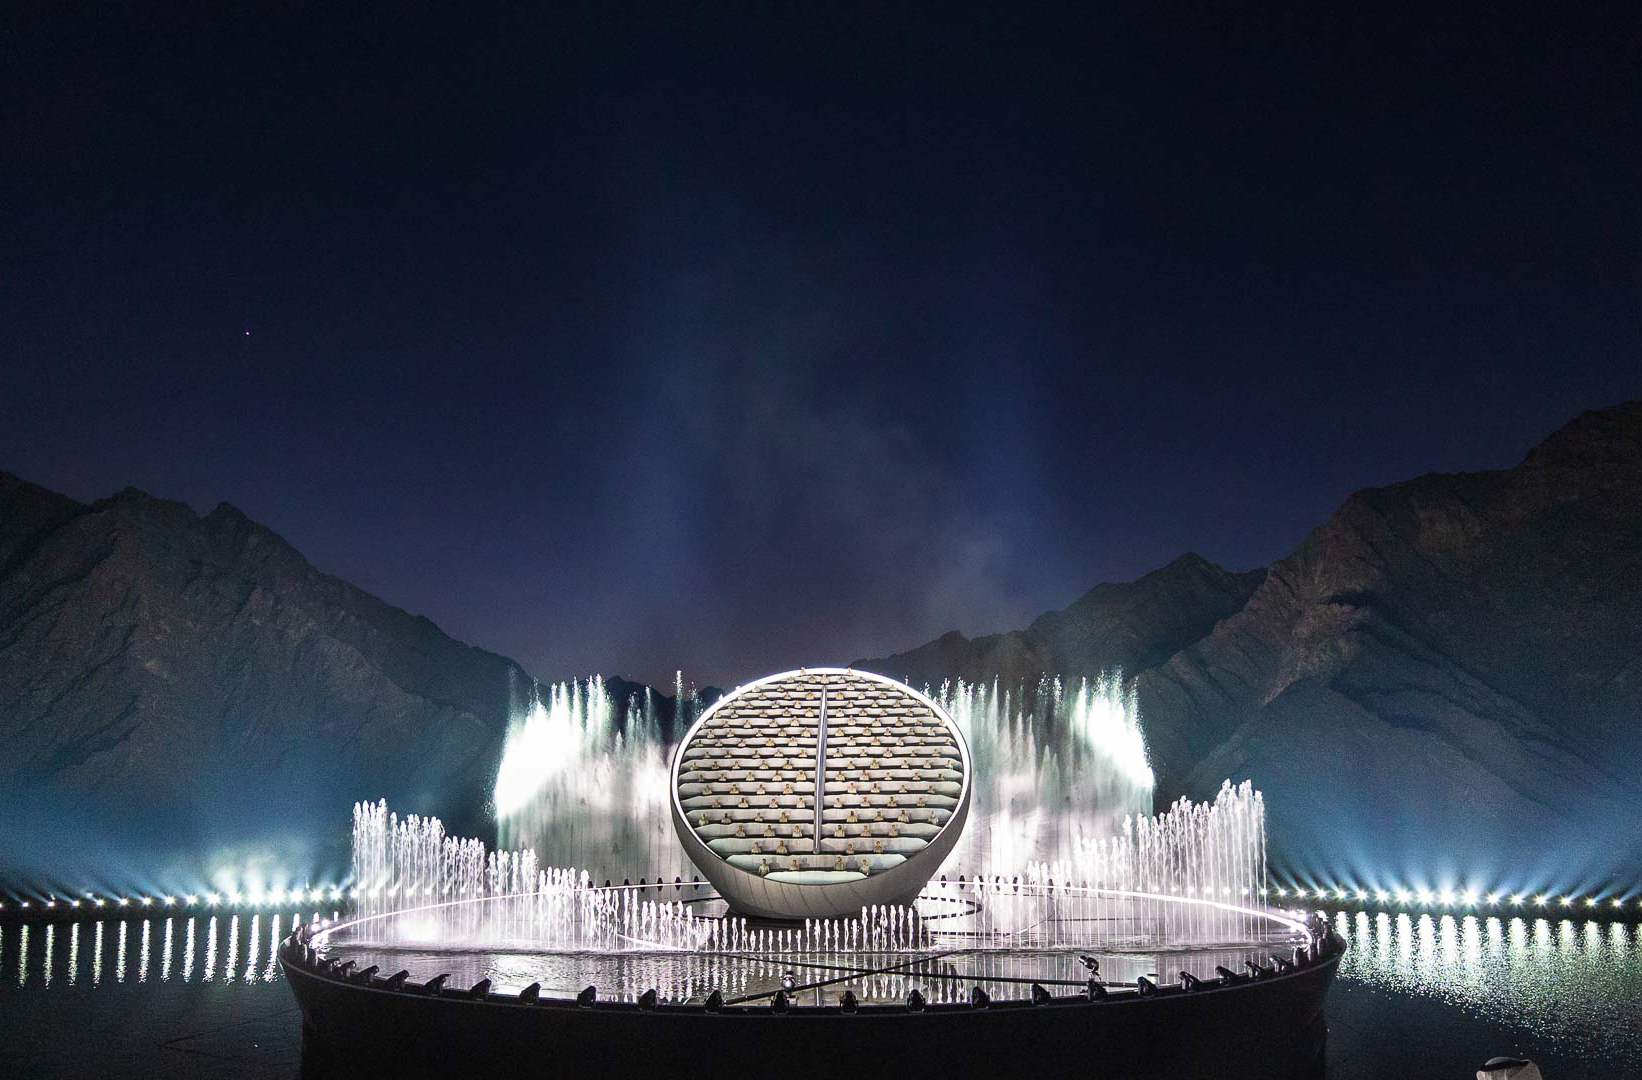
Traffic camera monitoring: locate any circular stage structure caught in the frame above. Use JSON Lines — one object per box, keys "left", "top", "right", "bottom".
{"left": 282, "top": 899, "right": 1342, "bottom": 1079}
{"left": 284, "top": 664, "right": 1342, "bottom": 1077}
{"left": 669, "top": 668, "right": 972, "bottom": 918}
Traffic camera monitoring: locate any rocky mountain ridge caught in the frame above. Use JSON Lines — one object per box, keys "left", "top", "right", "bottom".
{"left": 861, "top": 402, "right": 1642, "bottom": 881}
{"left": 857, "top": 553, "right": 1263, "bottom": 689}
{"left": 0, "top": 472, "right": 676, "bottom": 880}
{"left": 5, "top": 400, "right": 1638, "bottom": 885}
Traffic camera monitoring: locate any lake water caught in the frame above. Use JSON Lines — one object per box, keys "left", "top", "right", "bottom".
{"left": 1, "top": 908, "right": 1638, "bottom": 1078}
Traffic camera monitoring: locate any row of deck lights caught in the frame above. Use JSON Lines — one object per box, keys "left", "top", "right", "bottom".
{"left": 0, "top": 886, "right": 352, "bottom": 911}
{"left": 1267, "top": 884, "right": 1632, "bottom": 913}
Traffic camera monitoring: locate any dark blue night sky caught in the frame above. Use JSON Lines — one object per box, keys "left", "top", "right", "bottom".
{"left": 4, "top": 7, "right": 1637, "bottom": 688}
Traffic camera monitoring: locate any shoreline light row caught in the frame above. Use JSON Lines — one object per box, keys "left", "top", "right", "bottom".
{"left": 0, "top": 885, "right": 353, "bottom": 911}
{"left": 1266, "top": 883, "right": 1634, "bottom": 915}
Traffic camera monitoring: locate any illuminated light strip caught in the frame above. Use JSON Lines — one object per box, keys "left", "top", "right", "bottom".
{"left": 943, "top": 882, "right": 1313, "bottom": 946}
{"left": 1269, "top": 882, "right": 1634, "bottom": 916}
{"left": 9, "top": 870, "right": 1629, "bottom": 921}
{"left": 0, "top": 885, "right": 346, "bottom": 912}
{"left": 306, "top": 880, "right": 1314, "bottom": 952}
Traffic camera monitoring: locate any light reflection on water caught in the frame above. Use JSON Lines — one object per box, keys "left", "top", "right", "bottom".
{"left": 0, "top": 914, "right": 301, "bottom": 988}
{"left": 1331, "top": 909, "right": 1642, "bottom": 1065}
{"left": 0, "top": 912, "right": 1277, "bottom": 1005}
{"left": 2, "top": 907, "right": 1637, "bottom": 1058}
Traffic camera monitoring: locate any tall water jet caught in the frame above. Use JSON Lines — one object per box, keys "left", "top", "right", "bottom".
{"left": 932, "top": 673, "right": 1153, "bottom": 875}
{"left": 493, "top": 670, "right": 1152, "bottom": 882}
{"left": 494, "top": 675, "right": 702, "bottom": 883}
{"left": 344, "top": 778, "right": 1270, "bottom": 953}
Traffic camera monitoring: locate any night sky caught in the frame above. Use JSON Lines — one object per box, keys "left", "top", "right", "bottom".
{"left": 4, "top": 7, "right": 1638, "bottom": 690}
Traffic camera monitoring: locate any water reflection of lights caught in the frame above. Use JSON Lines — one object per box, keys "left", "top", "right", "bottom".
{"left": 0, "top": 913, "right": 303, "bottom": 988}
{"left": 1330, "top": 907, "right": 1642, "bottom": 1065}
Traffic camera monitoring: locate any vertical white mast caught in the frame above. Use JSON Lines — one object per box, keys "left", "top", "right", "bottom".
{"left": 813, "top": 683, "right": 827, "bottom": 854}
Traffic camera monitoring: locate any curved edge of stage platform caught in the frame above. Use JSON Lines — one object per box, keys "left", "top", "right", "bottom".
{"left": 280, "top": 929, "right": 1344, "bottom": 1079}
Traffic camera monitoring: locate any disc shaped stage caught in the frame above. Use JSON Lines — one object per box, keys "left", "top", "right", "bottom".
{"left": 670, "top": 668, "right": 972, "bottom": 919}
{"left": 282, "top": 924, "right": 1342, "bottom": 1080}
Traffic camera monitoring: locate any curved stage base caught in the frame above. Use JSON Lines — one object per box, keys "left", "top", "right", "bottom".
{"left": 282, "top": 933, "right": 1341, "bottom": 1079}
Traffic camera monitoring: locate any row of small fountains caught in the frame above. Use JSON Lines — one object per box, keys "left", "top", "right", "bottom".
{"left": 279, "top": 915, "right": 1339, "bottom": 1013}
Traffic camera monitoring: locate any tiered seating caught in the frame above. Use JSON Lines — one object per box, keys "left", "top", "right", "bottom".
{"left": 677, "top": 670, "right": 965, "bottom": 883}
{"left": 817, "top": 675, "right": 962, "bottom": 876}
{"left": 676, "top": 673, "right": 819, "bottom": 875}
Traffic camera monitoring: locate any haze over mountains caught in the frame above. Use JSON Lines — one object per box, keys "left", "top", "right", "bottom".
{"left": 2, "top": 401, "right": 1639, "bottom": 890}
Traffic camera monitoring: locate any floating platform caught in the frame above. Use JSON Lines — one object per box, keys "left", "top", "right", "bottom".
{"left": 281, "top": 929, "right": 1342, "bottom": 1079}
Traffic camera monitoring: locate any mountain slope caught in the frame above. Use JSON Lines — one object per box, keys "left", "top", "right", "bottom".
{"left": 1146, "top": 401, "right": 1642, "bottom": 879}
{"left": 863, "top": 402, "right": 1642, "bottom": 881}
{"left": 0, "top": 474, "right": 536, "bottom": 879}
{"left": 856, "top": 553, "right": 1263, "bottom": 688}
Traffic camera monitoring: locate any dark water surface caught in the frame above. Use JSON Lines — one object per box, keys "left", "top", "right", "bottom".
{"left": 1, "top": 910, "right": 1638, "bottom": 1078}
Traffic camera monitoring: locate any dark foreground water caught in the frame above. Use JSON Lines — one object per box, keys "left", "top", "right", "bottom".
{"left": 1, "top": 909, "right": 1638, "bottom": 1078}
